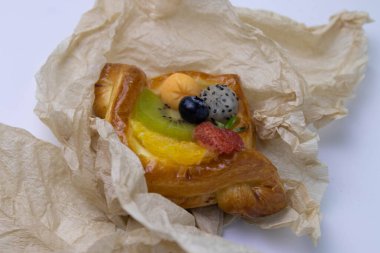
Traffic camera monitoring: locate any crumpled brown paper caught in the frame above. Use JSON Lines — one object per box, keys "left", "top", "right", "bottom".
{"left": 0, "top": 123, "right": 254, "bottom": 253}
{"left": 0, "top": 0, "right": 369, "bottom": 252}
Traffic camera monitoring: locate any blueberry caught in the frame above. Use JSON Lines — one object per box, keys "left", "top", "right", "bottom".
{"left": 179, "top": 96, "right": 209, "bottom": 124}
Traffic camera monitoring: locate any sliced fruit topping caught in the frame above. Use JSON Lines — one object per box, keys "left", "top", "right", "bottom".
{"left": 132, "top": 88, "right": 194, "bottom": 141}
{"left": 159, "top": 73, "right": 201, "bottom": 110}
{"left": 194, "top": 122, "right": 244, "bottom": 155}
{"left": 200, "top": 84, "right": 239, "bottom": 123}
{"left": 130, "top": 119, "right": 213, "bottom": 165}
{"left": 179, "top": 96, "right": 209, "bottom": 124}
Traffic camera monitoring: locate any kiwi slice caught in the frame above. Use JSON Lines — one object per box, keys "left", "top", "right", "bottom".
{"left": 132, "top": 88, "right": 194, "bottom": 141}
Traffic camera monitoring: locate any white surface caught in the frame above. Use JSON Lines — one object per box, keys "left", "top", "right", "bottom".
{"left": 0, "top": 1, "right": 379, "bottom": 253}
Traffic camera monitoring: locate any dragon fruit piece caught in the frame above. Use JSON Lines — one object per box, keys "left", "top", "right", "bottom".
{"left": 200, "top": 84, "right": 239, "bottom": 123}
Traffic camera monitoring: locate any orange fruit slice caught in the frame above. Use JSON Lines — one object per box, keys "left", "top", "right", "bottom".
{"left": 129, "top": 119, "right": 213, "bottom": 166}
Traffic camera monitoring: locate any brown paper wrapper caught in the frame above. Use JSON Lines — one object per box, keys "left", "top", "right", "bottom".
{"left": 0, "top": 0, "right": 369, "bottom": 252}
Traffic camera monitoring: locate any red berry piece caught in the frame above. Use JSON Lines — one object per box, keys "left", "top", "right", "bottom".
{"left": 194, "top": 122, "right": 244, "bottom": 155}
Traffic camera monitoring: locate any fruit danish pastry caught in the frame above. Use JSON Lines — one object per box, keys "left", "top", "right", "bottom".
{"left": 94, "top": 63, "right": 287, "bottom": 218}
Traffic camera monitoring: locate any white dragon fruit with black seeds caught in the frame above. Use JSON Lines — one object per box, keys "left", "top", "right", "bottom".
{"left": 200, "top": 84, "right": 239, "bottom": 123}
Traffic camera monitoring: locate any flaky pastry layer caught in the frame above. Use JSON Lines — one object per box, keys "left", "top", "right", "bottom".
{"left": 94, "top": 63, "right": 287, "bottom": 218}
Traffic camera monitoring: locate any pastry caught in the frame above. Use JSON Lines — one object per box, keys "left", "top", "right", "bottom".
{"left": 94, "top": 63, "right": 287, "bottom": 218}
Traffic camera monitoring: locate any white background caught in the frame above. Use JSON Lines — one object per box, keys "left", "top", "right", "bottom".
{"left": 0, "top": 1, "right": 379, "bottom": 253}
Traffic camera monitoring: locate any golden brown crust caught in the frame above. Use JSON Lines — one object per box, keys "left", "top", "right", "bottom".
{"left": 93, "top": 63, "right": 287, "bottom": 218}
{"left": 94, "top": 64, "right": 146, "bottom": 143}
{"left": 145, "top": 149, "right": 287, "bottom": 216}
{"left": 216, "top": 172, "right": 287, "bottom": 217}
